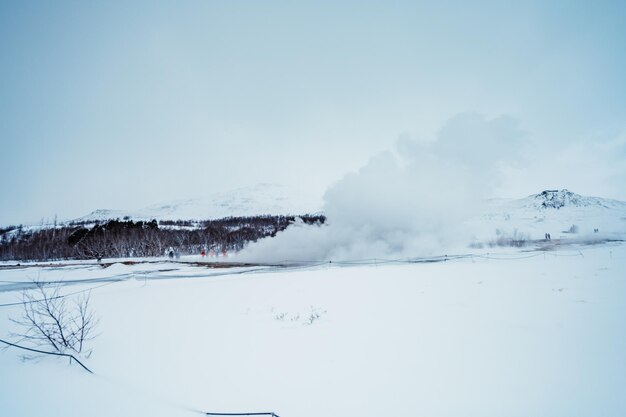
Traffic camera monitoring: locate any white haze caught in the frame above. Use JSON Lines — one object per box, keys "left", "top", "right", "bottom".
{"left": 239, "top": 113, "right": 525, "bottom": 262}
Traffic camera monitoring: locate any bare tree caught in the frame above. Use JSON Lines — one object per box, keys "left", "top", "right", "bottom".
{"left": 9, "top": 281, "right": 99, "bottom": 359}
{"left": 1, "top": 214, "right": 327, "bottom": 261}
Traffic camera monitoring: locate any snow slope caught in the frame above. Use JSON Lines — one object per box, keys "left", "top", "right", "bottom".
{"left": 77, "top": 183, "right": 323, "bottom": 222}
{"left": 10, "top": 189, "right": 624, "bottom": 247}
{"left": 470, "top": 189, "right": 626, "bottom": 241}
{"left": 77, "top": 189, "right": 626, "bottom": 239}
{"left": 1, "top": 242, "right": 626, "bottom": 416}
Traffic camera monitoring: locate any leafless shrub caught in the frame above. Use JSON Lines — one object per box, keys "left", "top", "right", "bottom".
{"left": 487, "top": 229, "right": 530, "bottom": 248}
{"left": 9, "top": 280, "right": 99, "bottom": 360}
{"left": 304, "top": 306, "right": 327, "bottom": 326}
{"left": 272, "top": 307, "right": 326, "bottom": 326}
{"left": 274, "top": 312, "right": 287, "bottom": 321}
{"left": 306, "top": 311, "right": 321, "bottom": 325}
{"left": 468, "top": 241, "right": 484, "bottom": 249}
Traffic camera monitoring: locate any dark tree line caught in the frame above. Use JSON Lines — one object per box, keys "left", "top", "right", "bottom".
{"left": 0, "top": 215, "right": 325, "bottom": 261}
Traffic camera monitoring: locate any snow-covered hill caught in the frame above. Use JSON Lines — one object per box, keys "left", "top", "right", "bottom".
{"left": 8, "top": 188, "right": 625, "bottom": 248}
{"left": 521, "top": 189, "right": 626, "bottom": 210}
{"left": 472, "top": 189, "right": 626, "bottom": 241}
{"left": 77, "top": 183, "right": 323, "bottom": 222}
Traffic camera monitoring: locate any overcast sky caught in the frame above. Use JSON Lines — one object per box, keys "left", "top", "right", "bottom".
{"left": 1, "top": 1, "right": 625, "bottom": 225}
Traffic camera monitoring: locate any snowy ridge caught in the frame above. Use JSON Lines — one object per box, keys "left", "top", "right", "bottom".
{"left": 521, "top": 189, "right": 626, "bottom": 210}
{"left": 77, "top": 183, "right": 323, "bottom": 222}
{"left": 472, "top": 189, "right": 626, "bottom": 240}
{"left": 9, "top": 188, "right": 626, "bottom": 245}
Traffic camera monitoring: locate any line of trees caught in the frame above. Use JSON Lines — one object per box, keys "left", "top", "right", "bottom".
{"left": 0, "top": 215, "right": 325, "bottom": 261}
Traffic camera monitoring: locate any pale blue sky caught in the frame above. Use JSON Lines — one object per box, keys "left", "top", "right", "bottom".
{"left": 1, "top": 1, "right": 625, "bottom": 224}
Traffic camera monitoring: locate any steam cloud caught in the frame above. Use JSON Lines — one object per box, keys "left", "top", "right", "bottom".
{"left": 239, "top": 113, "right": 525, "bottom": 262}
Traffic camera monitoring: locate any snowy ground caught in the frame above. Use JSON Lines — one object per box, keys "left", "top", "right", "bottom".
{"left": 1, "top": 243, "right": 625, "bottom": 417}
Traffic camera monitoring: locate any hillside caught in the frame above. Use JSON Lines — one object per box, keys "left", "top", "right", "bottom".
{"left": 472, "top": 189, "right": 626, "bottom": 241}
{"left": 77, "top": 183, "right": 323, "bottom": 223}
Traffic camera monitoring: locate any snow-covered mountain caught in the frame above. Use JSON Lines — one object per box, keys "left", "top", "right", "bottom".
{"left": 37, "top": 187, "right": 626, "bottom": 244}
{"left": 473, "top": 189, "right": 626, "bottom": 240}
{"left": 520, "top": 189, "right": 626, "bottom": 210}
{"left": 76, "top": 183, "right": 323, "bottom": 222}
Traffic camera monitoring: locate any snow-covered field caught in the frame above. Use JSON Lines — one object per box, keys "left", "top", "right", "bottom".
{"left": 1, "top": 241, "right": 625, "bottom": 417}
